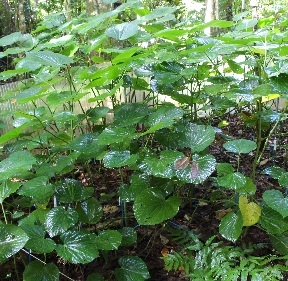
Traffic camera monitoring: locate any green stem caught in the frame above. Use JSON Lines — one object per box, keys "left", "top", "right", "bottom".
{"left": 1, "top": 202, "right": 8, "bottom": 224}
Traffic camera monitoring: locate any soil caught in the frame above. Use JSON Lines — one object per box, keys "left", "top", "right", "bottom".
{"left": 1, "top": 113, "right": 288, "bottom": 281}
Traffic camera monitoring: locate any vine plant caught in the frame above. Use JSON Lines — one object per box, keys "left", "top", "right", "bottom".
{"left": 0, "top": 1, "right": 288, "bottom": 280}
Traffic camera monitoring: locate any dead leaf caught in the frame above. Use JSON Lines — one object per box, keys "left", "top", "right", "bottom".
{"left": 259, "top": 158, "right": 269, "bottom": 166}
{"left": 174, "top": 157, "right": 190, "bottom": 170}
{"left": 190, "top": 161, "right": 200, "bottom": 179}
{"left": 161, "top": 247, "right": 169, "bottom": 257}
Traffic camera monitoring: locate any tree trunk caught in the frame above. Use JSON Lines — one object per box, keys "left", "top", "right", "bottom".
{"left": 66, "top": 0, "right": 72, "bottom": 20}
{"left": 18, "top": 0, "right": 27, "bottom": 33}
{"left": 86, "top": 0, "right": 95, "bottom": 16}
{"left": 204, "top": 0, "right": 215, "bottom": 36}
{"left": 1, "top": 0, "right": 14, "bottom": 36}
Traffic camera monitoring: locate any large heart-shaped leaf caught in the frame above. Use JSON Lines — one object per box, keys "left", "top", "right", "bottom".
{"left": 45, "top": 207, "right": 78, "bottom": 237}
{"left": 118, "top": 227, "right": 137, "bottom": 246}
{"left": 238, "top": 195, "right": 261, "bottom": 226}
{"left": 270, "top": 234, "right": 288, "bottom": 255}
{"left": 77, "top": 198, "right": 103, "bottom": 224}
{"left": 0, "top": 224, "right": 29, "bottom": 263}
{"left": 114, "top": 103, "right": 149, "bottom": 127}
{"left": 260, "top": 206, "right": 288, "bottom": 234}
{"left": 0, "top": 181, "right": 21, "bottom": 203}
{"left": 223, "top": 139, "right": 257, "bottom": 154}
{"left": 219, "top": 212, "right": 243, "bottom": 242}
{"left": 18, "top": 176, "right": 55, "bottom": 201}
{"left": 106, "top": 22, "right": 139, "bottom": 40}
{"left": 96, "top": 230, "right": 122, "bottom": 250}
{"left": 175, "top": 154, "right": 216, "bottom": 184}
{"left": 139, "top": 150, "right": 184, "bottom": 179}
{"left": 217, "top": 172, "right": 246, "bottom": 189}
{"left": 103, "top": 150, "right": 138, "bottom": 168}
{"left": 56, "top": 230, "right": 99, "bottom": 264}
{"left": 133, "top": 189, "right": 180, "bottom": 225}
{"left": 279, "top": 173, "right": 288, "bottom": 188}
{"left": 176, "top": 123, "right": 215, "bottom": 152}
{"left": 0, "top": 151, "right": 36, "bottom": 180}
{"left": 115, "top": 256, "right": 150, "bottom": 281}
{"left": 0, "top": 32, "right": 23, "bottom": 46}
{"left": 263, "top": 190, "right": 288, "bottom": 218}
{"left": 23, "top": 261, "right": 59, "bottom": 281}
{"left": 97, "top": 127, "right": 138, "bottom": 145}
{"left": 262, "top": 166, "right": 286, "bottom": 180}
{"left": 55, "top": 178, "right": 85, "bottom": 203}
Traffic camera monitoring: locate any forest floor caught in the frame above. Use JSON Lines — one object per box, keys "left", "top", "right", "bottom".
{"left": 1, "top": 113, "right": 288, "bottom": 281}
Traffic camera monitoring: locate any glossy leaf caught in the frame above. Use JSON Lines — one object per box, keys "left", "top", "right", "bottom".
{"left": 0, "top": 181, "right": 21, "bottom": 203}
{"left": 118, "top": 227, "right": 137, "bottom": 246}
{"left": 262, "top": 166, "right": 286, "bottom": 180}
{"left": 97, "top": 127, "right": 138, "bottom": 145}
{"left": 176, "top": 123, "right": 215, "bottom": 152}
{"left": 0, "top": 151, "right": 36, "bottom": 180}
{"left": 279, "top": 173, "right": 288, "bottom": 188}
{"left": 263, "top": 190, "right": 288, "bottom": 218}
{"left": 0, "top": 224, "right": 29, "bottom": 263}
{"left": 270, "top": 234, "right": 288, "bottom": 255}
{"left": 25, "top": 50, "right": 73, "bottom": 67}
{"left": 260, "top": 206, "right": 288, "bottom": 234}
{"left": 217, "top": 172, "right": 246, "bottom": 189}
{"left": 115, "top": 256, "right": 150, "bottom": 281}
{"left": 106, "top": 22, "right": 139, "bottom": 40}
{"left": 103, "top": 150, "right": 138, "bottom": 168}
{"left": 238, "top": 195, "right": 261, "bottom": 226}
{"left": 219, "top": 212, "right": 243, "bottom": 242}
{"left": 0, "top": 32, "right": 23, "bottom": 46}
{"left": 114, "top": 103, "right": 149, "bottom": 126}
{"left": 23, "top": 261, "right": 59, "bottom": 281}
{"left": 139, "top": 150, "right": 184, "bottom": 179}
{"left": 25, "top": 237, "right": 56, "bottom": 254}
{"left": 18, "top": 176, "right": 55, "bottom": 201}
{"left": 77, "top": 198, "right": 103, "bottom": 224}
{"left": 45, "top": 207, "right": 78, "bottom": 237}
{"left": 134, "top": 189, "right": 180, "bottom": 225}
{"left": 175, "top": 154, "right": 216, "bottom": 184}
{"left": 55, "top": 178, "right": 85, "bottom": 203}
{"left": 56, "top": 230, "right": 99, "bottom": 264}
{"left": 223, "top": 139, "right": 256, "bottom": 154}
{"left": 96, "top": 230, "right": 122, "bottom": 250}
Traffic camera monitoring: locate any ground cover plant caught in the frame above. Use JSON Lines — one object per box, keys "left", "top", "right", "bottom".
{"left": 1, "top": 0, "right": 288, "bottom": 280}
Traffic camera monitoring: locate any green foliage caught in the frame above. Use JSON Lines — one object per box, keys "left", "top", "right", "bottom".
{"left": 162, "top": 232, "right": 288, "bottom": 281}
{"left": 0, "top": 0, "right": 288, "bottom": 279}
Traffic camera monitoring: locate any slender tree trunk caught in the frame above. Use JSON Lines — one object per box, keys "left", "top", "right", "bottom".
{"left": 66, "top": 0, "right": 72, "bottom": 20}
{"left": 18, "top": 0, "right": 27, "bottom": 33}
{"left": 204, "top": 0, "right": 215, "bottom": 36}
{"left": 86, "top": 0, "right": 95, "bottom": 16}
{"left": 1, "top": 0, "right": 14, "bottom": 36}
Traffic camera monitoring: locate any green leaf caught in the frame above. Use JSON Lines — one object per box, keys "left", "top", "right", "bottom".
{"left": 279, "top": 173, "right": 288, "bottom": 188}
{"left": 106, "top": 22, "right": 139, "bottom": 40}
{"left": 139, "top": 150, "right": 184, "bottom": 179}
{"left": 25, "top": 237, "right": 56, "bottom": 254}
{"left": 103, "top": 150, "right": 138, "bottom": 168}
{"left": 114, "top": 103, "right": 149, "bottom": 126}
{"left": 270, "top": 234, "right": 288, "bottom": 255}
{"left": 145, "top": 105, "right": 184, "bottom": 132}
{"left": 77, "top": 198, "right": 103, "bottom": 224}
{"left": 87, "top": 273, "right": 104, "bottom": 281}
{"left": 45, "top": 207, "right": 78, "bottom": 237}
{"left": 55, "top": 178, "right": 85, "bottom": 203}
{"left": 235, "top": 19, "right": 258, "bottom": 31}
{"left": 133, "top": 189, "right": 180, "bottom": 225}
{"left": 253, "top": 84, "right": 273, "bottom": 97}
{"left": 223, "top": 139, "right": 257, "bottom": 154}
{"left": 115, "top": 256, "right": 150, "bottom": 281}
{"left": 18, "top": 176, "right": 55, "bottom": 201}
{"left": 176, "top": 123, "right": 215, "bottom": 152}
{"left": 87, "top": 106, "right": 110, "bottom": 121}
{"left": 0, "top": 151, "right": 36, "bottom": 180}
{"left": 0, "top": 69, "right": 29, "bottom": 80}
{"left": 24, "top": 50, "right": 73, "bottom": 67}
{"left": 0, "top": 32, "right": 23, "bottom": 46}
{"left": 219, "top": 212, "right": 243, "bottom": 242}
{"left": 0, "top": 224, "right": 29, "bottom": 263}
{"left": 263, "top": 190, "right": 288, "bottom": 218}
{"left": 96, "top": 230, "right": 122, "bottom": 250}
{"left": 260, "top": 206, "right": 288, "bottom": 234}
{"left": 118, "top": 227, "right": 137, "bottom": 246}
{"left": 23, "top": 261, "right": 59, "bottom": 281}
{"left": 217, "top": 172, "right": 246, "bottom": 189}
{"left": 13, "top": 86, "right": 48, "bottom": 103}
{"left": 97, "top": 127, "right": 138, "bottom": 145}
{"left": 0, "top": 181, "right": 21, "bottom": 203}
{"left": 262, "top": 166, "right": 286, "bottom": 180}
{"left": 217, "top": 163, "right": 234, "bottom": 177}
{"left": 175, "top": 154, "right": 216, "bottom": 184}
{"left": 56, "top": 230, "right": 99, "bottom": 264}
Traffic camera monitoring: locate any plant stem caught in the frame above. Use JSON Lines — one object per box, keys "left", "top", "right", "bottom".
{"left": 1, "top": 202, "right": 8, "bottom": 224}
